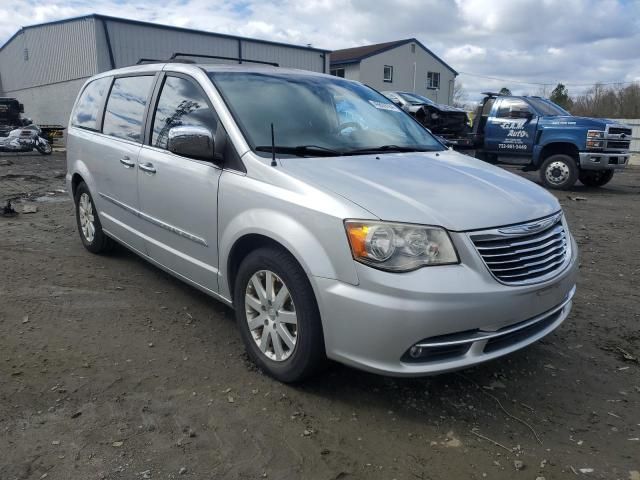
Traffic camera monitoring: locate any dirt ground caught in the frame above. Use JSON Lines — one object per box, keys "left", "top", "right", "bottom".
{"left": 1, "top": 152, "right": 639, "bottom": 480}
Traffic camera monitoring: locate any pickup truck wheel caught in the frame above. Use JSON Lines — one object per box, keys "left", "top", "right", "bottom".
{"left": 74, "top": 182, "right": 114, "bottom": 254}
{"left": 234, "top": 246, "right": 326, "bottom": 383}
{"left": 540, "top": 154, "right": 579, "bottom": 190}
{"left": 579, "top": 170, "right": 614, "bottom": 187}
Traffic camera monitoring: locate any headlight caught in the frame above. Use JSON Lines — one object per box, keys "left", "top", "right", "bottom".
{"left": 587, "top": 130, "right": 604, "bottom": 138}
{"left": 344, "top": 220, "right": 459, "bottom": 272}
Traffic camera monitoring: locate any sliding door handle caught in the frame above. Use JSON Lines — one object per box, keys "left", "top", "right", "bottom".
{"left": 139, "top": 162, "right": 156, "bottom": 174}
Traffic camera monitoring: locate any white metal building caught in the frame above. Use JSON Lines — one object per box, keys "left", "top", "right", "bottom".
{"left": 330, "top": 39, "right": 457, "bottom": 105}
{"left": 0, "top": 14, "right": 330, "bottom": 128}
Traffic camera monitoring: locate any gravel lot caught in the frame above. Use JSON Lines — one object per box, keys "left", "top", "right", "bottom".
{"left": 1, "top": 152, "right": 639, "bottom": 480}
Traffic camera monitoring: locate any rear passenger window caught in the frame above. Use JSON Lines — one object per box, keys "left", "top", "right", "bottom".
{"left": 72, "top": 77, "right": 111, "bottom": 130}
{"left": 103, "top": 76, "right": 155, "bottom": 142}
{"left": 151, "top": 76, "right": 218, "bottom": 150}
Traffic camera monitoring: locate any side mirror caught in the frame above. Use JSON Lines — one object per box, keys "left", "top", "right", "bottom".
{"left": 167, "top": 125, "right": 215, "bottom": 161}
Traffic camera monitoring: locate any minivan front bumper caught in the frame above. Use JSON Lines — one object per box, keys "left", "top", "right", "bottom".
{"left": 313, "top": 233, "right": 578, "bottom": 377}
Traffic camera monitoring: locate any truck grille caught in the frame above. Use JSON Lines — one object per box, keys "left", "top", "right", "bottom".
{"left": 469, "top": 213, "right": 570, "bottom": 286}
{"left": 605, "top": 140, "right": 630, "bottom": 150}
{"left": 608, "top": 126, "right": 632, "bottom": 136}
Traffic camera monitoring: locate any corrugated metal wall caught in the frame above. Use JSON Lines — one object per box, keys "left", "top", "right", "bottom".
{"left": 619, "top": 119, "right": 640, "bottom": 153}
{"left": 0, "top": 17, "right": 98, "bottom": 92}
{"left": 3, "top": 77, "right": 88, "bottom": 127}
{"left": 0, "top": 15, "right": 329, "bottom": 130}
{"left": 101, "top": 19, "right": 327, "bottom": 72}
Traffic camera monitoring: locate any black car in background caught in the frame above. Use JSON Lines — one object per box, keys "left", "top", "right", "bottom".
{"left": 382, "top": 91, "right": 470, "bottom": 137}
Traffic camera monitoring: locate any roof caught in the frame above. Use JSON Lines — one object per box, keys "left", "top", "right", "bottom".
{"left": 330, "top": 38, "right": 457, "bottom": 76}
{"left": 0, "top": 14, "right": 331, "bottom": 54}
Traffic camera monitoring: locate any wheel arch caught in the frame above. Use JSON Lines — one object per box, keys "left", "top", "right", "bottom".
{"left": 538, "top": 142, "right": 580, "bottom": 167}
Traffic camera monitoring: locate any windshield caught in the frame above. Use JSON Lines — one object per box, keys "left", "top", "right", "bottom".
{"left": 398, "top": 92, "right": 436, "bottom": 106}
{"left": 526, "top": 98, "right": 570, "bottom": 116}
{"left": 209, "top": 72, "right": 444, "bottom": 156}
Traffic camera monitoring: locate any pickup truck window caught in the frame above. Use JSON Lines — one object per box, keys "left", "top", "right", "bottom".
{"left": 210, "top": 72, "right": 444, "bottom": 156}
{"left": 496, "top": 99, "right": 532, "bottom": 118}
{"left": 526, "top": 98, "right": 570, "bottom": 116}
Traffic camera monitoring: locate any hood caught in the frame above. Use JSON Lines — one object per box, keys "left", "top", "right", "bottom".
{"left": 538, "top": 115, "right": 615, "bottom": 129}
{"left": 279, "top": 150, "right": 560, "bottom": 231}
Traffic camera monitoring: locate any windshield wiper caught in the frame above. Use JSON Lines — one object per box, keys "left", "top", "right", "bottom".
{"left": 344, "top": 145, "right": 438, "bottom": 155}
{"left": 255, "top": 145, "right": 343, "bottom": 157}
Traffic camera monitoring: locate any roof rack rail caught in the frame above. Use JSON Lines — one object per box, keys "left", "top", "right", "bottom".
{"left": 136, "top": 58, "right": 196, "bottom": 65}
{"left": 171, "top": 53, "right": 279, "bottom": 66}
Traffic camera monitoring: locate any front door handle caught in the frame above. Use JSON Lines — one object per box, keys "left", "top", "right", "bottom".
{"left": 139, "top": 162, "right": 156, "bottom": 174}
{"left": 120, "top": 156, "right": 135, "bottom": 168}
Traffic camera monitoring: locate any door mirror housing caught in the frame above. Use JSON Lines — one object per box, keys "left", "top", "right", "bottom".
{"left": 167, "top": 126, "right": 215, "bottom": 161}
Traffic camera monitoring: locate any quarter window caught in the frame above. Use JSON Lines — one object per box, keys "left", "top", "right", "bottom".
{"left": 383, "top": 65, "right": 393, "bottom": 83}
{"left": 102, "top": 76, "right": 155, "bottom": 142}
{"left": 151, "top": 76, "right": 218, "bottom": 150}
{"left": 427, "top": 71, "right": 440, "bottom": 89}
{"left": 72, "top": 77, "right": 111, "bottom": 130}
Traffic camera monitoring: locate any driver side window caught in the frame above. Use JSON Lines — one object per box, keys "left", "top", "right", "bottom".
{"left": 151, "top": 76, "right": 218, "bottom": 150}
{"left": 496, "top": 99, "right": 532, "bottom": 118}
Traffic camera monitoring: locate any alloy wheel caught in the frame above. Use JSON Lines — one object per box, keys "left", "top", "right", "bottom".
{"left": 245, "top": 270, "right": 298, "bottom": 361}
{"left": 78, "top": 193, "right": 96, "bottom": 243}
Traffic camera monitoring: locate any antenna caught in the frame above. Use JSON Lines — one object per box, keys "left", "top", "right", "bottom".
{"left": 270, "top": 123, "right": 277, "bottom": 167}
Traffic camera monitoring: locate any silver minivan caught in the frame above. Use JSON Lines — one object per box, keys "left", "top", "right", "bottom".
{"left": 67, "top": 63, "right": 578, "bottom": 382}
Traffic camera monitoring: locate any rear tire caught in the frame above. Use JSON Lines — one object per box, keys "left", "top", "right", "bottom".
{"left": 540, "top": 154, "right": 579, "bottom": 190}
{"left": 579, "top": 170, "right": 614, "bottom": 187}
{"left": 74, "top": 181, "right": 114, "bottom": 254}
{"left": 233, "top": 246, "right": 326, "bottom": 383}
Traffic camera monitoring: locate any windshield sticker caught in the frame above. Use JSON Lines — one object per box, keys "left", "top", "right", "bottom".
{"left": 369, "top": 100, "right": 401, "bottom": 112}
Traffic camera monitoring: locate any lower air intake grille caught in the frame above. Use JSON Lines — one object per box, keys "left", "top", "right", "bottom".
{"left": 470, "top": 213, "right": 570, "bottom": 286}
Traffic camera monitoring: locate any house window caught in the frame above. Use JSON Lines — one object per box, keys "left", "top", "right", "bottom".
{"left": 427, "top": 71, "right": 440, "bottom": 89}
{"left": 330, "top": 68, "right": 345, "bottom": 78}
{"left": 383, "top": 65, "right": 393, "bottom": 83}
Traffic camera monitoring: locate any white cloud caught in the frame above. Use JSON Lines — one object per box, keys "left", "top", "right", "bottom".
{"left": 1, "top": 0, "right": 639, "bottom": 101}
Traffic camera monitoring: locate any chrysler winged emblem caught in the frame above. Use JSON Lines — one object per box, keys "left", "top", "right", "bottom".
{"left": 498, "top": 213, "right": 562, "bottom": 235}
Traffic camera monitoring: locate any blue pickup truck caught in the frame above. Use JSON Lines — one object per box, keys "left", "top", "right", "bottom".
{"left": 462, "top": 92, "right": 633, "bottom": 189}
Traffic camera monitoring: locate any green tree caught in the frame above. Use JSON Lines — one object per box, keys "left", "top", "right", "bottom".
{"left": 499, "top": 87, "right": 512, "bottom": 95}
{"left": 549, "top": 83, "right": 573, "bottom": 110}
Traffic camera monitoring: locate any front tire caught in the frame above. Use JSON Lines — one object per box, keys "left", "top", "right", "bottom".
{"left": 540, "top": 154, "right": 579, "bottom": 190}
{"left": 233, "top": 246, "right": 325, "bottom": 383}
{"left": 74, "top": 182, "right": 113, "bottom": 254}
{"left": 579, "top": 170, "right": 614, "bottom": 187}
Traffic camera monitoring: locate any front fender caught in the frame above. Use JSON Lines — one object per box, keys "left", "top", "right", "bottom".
{"left": 218, "top": 207, "right": 359, "bottom": 300}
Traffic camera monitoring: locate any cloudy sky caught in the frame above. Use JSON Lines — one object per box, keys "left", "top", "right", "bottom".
{"left": 1, "top": 0, "right": 639, "bottom": 102}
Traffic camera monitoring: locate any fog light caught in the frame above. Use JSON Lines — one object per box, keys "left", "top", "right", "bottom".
{"left": 409, "top": 346, "right": 423, "bottom": 358}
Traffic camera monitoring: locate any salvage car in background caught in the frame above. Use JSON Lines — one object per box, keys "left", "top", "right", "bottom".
{"left": 382, "top": 91, "right": 471, "bottom": 137}
{"left": 66, "top": 64, "right": 578, "bottom": 382}
{"left": 0, "top": 122, "right": 52, "bottom": 155}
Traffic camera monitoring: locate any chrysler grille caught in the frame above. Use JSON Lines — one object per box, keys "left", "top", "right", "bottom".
{"left": 470, "top": 214, "right": 570, "bottom": 285}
